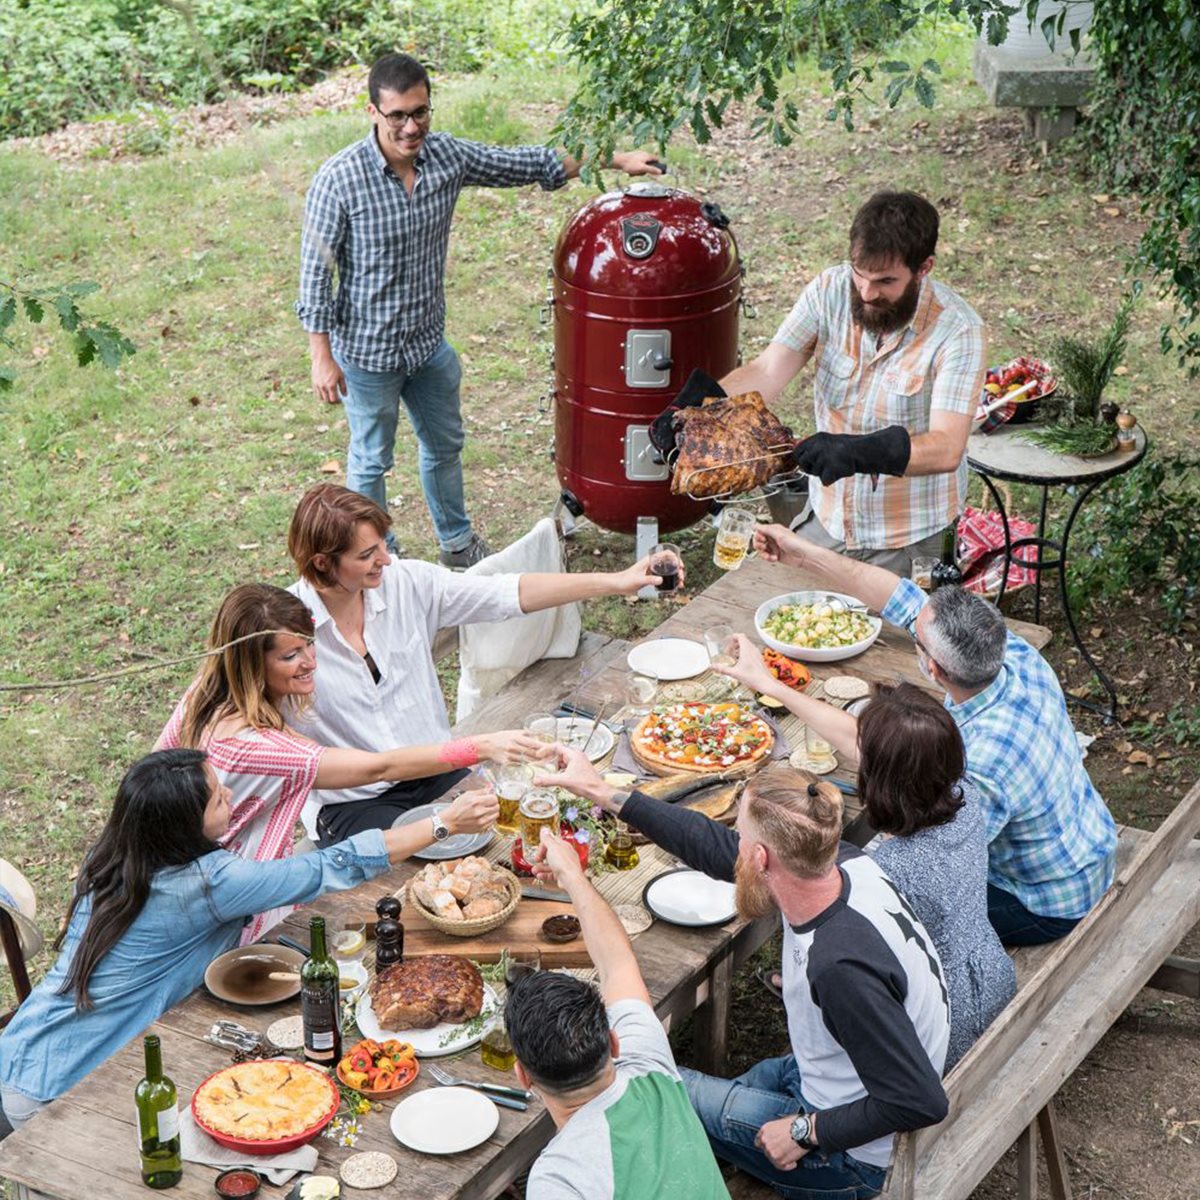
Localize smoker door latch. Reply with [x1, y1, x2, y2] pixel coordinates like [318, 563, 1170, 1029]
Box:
[624, 329, 672, 388]
[624, 426, 670, 482]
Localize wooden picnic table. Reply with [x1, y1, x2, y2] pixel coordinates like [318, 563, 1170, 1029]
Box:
[0, 556, 1048, 1200]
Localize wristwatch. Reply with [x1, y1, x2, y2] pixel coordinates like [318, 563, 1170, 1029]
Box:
[431, 812, 451, 842]
[789, 1113, 818, 1150]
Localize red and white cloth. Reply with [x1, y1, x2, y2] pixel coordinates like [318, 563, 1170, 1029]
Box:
[956, 505, 1038, 597]
[159, 697, 325, 944]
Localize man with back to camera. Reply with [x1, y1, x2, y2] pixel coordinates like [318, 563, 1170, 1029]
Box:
[296, 52, 662, 567]
[506, 827, 731, 1200]
[534, 753, 950, 1199]
[737, 522, 1118, 946]
[657, 191, 985, 576]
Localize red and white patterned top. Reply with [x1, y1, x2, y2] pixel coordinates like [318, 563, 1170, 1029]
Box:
[159, 696, 325, 944]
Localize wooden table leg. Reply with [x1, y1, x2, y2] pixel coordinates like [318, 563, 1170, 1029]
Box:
[1037, 1101, 1073, 1200]
[1016, 1121, 1038, 1200]
[692, 948, 735, 1075]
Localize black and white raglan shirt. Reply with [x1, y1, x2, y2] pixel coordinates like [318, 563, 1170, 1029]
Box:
[622, 791, 950, 1171]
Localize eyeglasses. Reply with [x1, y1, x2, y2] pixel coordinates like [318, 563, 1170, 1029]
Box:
[377, 104, 433, 129]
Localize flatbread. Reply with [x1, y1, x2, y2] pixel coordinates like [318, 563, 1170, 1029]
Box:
[822, 675, 871, 701]
[340, 1152, 398, 1190]
[613, 904, 653, 936]
[630, 702, 774, 776]
[266, 1015, 304, 1051]
[789, 748, 838, 775]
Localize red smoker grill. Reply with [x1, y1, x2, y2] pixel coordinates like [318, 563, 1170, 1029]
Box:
[551, 182, 741, 535]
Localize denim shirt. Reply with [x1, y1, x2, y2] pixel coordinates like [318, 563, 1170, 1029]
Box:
[0, 831, 389, 1102]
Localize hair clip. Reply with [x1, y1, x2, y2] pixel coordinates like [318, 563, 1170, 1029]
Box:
[807, 782, 820, 798]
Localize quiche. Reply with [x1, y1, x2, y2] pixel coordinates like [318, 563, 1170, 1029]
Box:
[193, 1059, 337, 1142]
[630, 702, 773, 776]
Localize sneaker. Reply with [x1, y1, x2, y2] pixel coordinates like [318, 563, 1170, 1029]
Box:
[438, 532, 493, 569]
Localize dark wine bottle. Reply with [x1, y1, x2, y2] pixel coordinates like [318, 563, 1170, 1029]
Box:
[301, 916, 342, 1066]
[136, 1034, 182, 1189]
[930, 520, 963, 590]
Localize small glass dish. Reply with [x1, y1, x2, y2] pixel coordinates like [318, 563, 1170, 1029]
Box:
[214, 1167, 262, 1199]
[541, 915, 581, 943]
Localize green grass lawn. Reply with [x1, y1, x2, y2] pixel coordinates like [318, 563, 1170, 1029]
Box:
[2, 21, 1197, 1001]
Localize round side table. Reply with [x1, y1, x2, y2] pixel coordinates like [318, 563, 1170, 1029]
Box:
[966, 424, 1148, 721]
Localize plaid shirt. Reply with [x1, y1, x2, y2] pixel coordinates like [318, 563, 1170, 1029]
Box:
[883, 578, 1117, 919]
[774, 264, 987, 551]
[296, 130, 568, 373]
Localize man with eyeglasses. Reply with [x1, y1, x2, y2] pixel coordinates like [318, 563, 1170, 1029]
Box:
[297, 53, 662, 568]
[720, 522, 1118, 949]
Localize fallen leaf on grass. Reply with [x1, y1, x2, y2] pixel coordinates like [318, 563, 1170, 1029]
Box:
[1104, 207, 1121, 217]
[319, 460, 341, 474]
[1114, 739, 1133, 754]
[1091, 193, 1110, 203]
[1126, 750, 1156, 767]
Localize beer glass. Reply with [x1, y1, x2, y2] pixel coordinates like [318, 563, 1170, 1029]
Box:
[911, 556, 937, 591]
[494, 762, 534, 834]
[712, 507, 756, 571]
[518, 789, 560, 851]
[804, 724, 836, 772]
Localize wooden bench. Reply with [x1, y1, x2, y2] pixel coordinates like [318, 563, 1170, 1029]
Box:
[725, 780, 1200, 1200]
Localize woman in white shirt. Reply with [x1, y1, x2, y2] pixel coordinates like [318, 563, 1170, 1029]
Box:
[157, 582, 533, 937]
[286, 484, 662, 843]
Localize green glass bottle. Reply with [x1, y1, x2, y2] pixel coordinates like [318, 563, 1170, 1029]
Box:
[135, 1034, 182, 1189]
[930, 519, 963, 590]
[301, 916, 342, 1067]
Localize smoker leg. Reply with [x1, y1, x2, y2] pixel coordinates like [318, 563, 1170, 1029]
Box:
[552, 495, 579, 538]
[635, 516, 660, 600]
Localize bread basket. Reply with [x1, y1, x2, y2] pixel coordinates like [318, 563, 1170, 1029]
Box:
[405, 870, 520, 937]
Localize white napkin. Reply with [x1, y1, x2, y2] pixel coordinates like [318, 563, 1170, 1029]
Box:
[179, 1108, 319, 1184]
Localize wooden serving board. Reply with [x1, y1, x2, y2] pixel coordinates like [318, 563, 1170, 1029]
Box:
[400, 899, 593, 967]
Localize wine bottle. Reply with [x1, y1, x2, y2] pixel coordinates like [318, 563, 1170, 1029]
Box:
[301, 916, 342, 1066]
[930, 519, 963, 590]
[135, 1034, 182, 1189]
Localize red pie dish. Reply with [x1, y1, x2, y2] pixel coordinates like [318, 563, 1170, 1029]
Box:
[191, 1060, 339, 1155]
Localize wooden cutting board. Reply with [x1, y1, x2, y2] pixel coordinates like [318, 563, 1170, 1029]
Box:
[400, 899, 593, 967]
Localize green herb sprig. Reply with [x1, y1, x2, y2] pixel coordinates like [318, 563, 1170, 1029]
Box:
[1021, 422, 1117, 456]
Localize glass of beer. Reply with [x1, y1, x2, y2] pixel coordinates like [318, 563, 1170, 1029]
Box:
[519, 789, 560, 852]
[522, 711, 557, 753]
[494, 762, 534, 834]
[704, 624, 736, 667]
[803, 724, 837, 772]
[649, 543, 682, 594]
[626, 670, 658, 716]
[713, 507, 756, 571]
[911, 556, 937, 591]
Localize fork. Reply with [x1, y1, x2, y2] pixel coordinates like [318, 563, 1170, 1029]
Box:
[427, 1063, 532, 1108]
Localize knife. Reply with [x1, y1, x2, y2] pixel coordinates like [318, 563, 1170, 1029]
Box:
[520, 883, 573, 903]
[273, 935, 311, 958]
[553, 704, 623, 733]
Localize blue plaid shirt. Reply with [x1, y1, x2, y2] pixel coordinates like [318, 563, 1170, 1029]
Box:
[296, 130, 568, 373]
[883, 579, 1117, 919]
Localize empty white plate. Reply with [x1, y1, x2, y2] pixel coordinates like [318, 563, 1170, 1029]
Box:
[627, 638, 710, 681]
[390, 1087, 499, 1154]
[643, 869, 738, 927]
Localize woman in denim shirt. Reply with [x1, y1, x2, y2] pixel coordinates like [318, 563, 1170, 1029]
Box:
[0, 747, 497, 1129]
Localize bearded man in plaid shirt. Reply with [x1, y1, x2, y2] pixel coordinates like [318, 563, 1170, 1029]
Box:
[752, 523, 1118, 946]
[297, 53, 661, 568]
[659, 191, 985, 577]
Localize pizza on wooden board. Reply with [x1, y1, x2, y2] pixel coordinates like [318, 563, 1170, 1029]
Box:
[630, 702, 774, 776]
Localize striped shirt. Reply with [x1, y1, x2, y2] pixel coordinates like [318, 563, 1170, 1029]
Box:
[296, 130, 568, 373]
[882, 578, 1117, 919]
[773, 264, 987, 550]
[159, 699, 325, 943]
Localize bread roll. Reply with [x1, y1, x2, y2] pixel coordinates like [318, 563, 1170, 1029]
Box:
[463, 896, 504, 919]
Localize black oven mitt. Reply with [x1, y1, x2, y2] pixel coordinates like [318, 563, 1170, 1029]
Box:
[792, 426, 912, 486]
[648, 368, 727, 455]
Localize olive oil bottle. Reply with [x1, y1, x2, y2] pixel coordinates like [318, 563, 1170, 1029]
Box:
[301, 916, 342, 1066]
[135, 1034, 182, 1189]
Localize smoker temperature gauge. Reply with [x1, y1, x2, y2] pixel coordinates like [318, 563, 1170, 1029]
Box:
[621, 215, 661, 259]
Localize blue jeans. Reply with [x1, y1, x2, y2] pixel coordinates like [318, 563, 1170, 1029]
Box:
[680, 1058, 887, 1199]
[987, 883, 1082, 946]
[339, 340, 472, 552]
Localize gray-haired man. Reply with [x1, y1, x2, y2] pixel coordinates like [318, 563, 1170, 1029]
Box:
[721, 524, 1117, 946]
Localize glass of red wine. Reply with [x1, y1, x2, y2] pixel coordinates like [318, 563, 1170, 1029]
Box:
[649, 543, 682, 594]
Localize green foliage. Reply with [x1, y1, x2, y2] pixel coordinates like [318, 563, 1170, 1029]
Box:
[1049, 293, 1134, 414]
[0, 279, 136, 390]
[1085, 0, 1200, 377]
[1068, 454, 1200, 629]
[0, 0, 576, 139]
[553, 0, 1022, 169]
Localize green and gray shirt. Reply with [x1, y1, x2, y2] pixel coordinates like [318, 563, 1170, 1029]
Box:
[526, 999, 729, 1200]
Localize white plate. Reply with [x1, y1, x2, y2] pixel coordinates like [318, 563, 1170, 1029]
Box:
[355, 983, 498, 1058]
[755, 591, 882, 663]
[389, 1087, 499, 1155]
[528, 716, 614, 762]
[642, 869, 737, 927]
[391, 802, 494, 861]
[627, 638, 710, 681]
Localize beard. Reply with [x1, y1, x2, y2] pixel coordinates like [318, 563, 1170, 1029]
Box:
[734, 855, 778, 921]
[849, 273, 922, 335]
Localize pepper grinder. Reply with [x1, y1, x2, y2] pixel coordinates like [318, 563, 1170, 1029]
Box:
[375, 917, 404, 968]
[1116, 409, 1138, 452]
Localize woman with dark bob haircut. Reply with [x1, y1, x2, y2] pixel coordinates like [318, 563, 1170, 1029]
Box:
[859, 682, 1015, 1067]
[0, 748, 451, 1131]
